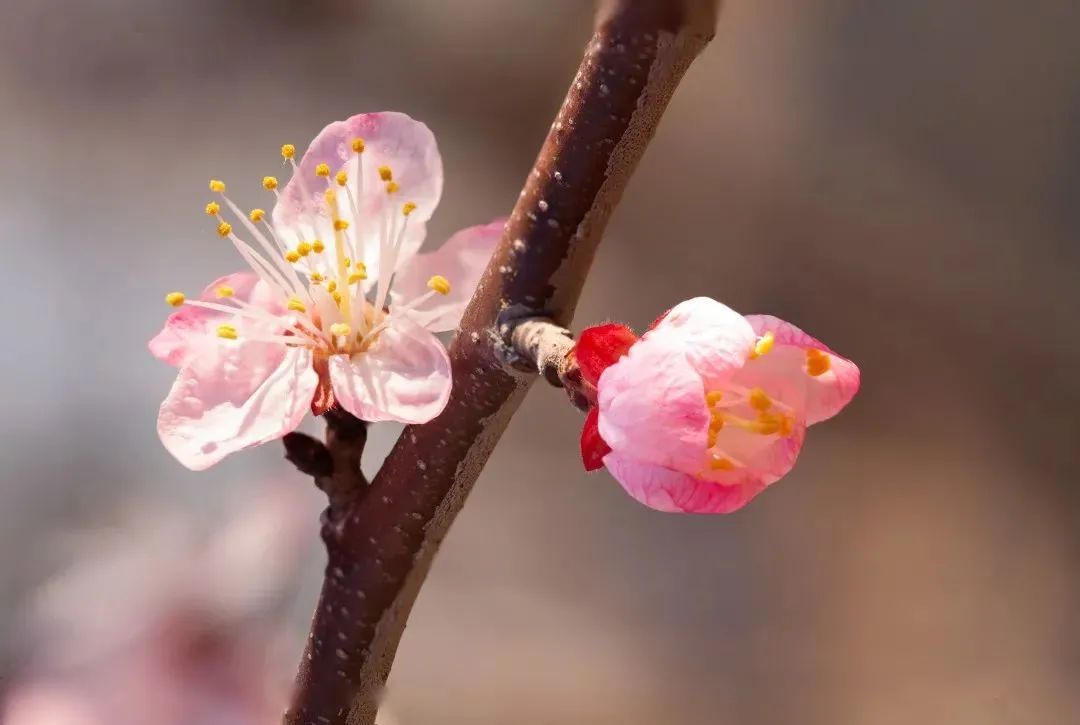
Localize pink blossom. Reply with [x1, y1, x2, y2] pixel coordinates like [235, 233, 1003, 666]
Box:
[575, 297, 860, 513]
[149, 112, 503, 470]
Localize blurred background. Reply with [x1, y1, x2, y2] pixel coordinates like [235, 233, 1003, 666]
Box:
[1, 0, 1078, 723]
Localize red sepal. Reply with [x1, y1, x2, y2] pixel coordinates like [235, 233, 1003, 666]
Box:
[574, 323, 638, 387]
[580, 407, 611, 471]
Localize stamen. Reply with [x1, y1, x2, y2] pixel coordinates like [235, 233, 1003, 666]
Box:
[262, 176, 279, 191]
[315, 163, 331, 178]
[750, 331, 775, 359]
[327, 280, 337, 293]
[806, 349, 831, 376]
[333, 219, 349, 231]
[347, 271, 366, 285]
[216, 324, 238, 340]
[280, 144, 296, 161]
[205, 201, 221, 216]
[335, 170, 348, 186]
[708, 454, 735, 471]
[249, 208, 266, 222]
[378, 166, 393, 182]
[748, 388, 772, 411]
[330, 323, 351, 337]
[351, 138, 365, 153]
[427, 275, 451, 295]
[216, 221, 232, 237]
[216, 285, 235, 298]
[287, 297, 306, 313]
[311, 239, 325, 254]
[285, 250, 301, 264]
[385, 181, 400, 194]
[296, 241, 313, 257]
[209, 180, 226, 193]
[705, 390, 724, 407]
[165, 292, 186, 307]
[309, 272, 325, 284]
[403, 201, 417, 216]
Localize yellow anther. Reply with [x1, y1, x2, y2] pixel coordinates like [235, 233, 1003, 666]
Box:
[335, 170, 348, 186]
[351, 137, 365, 153]
[385, 181, 400, 194]
[402, 201, 417, 216]
[348, 271, 367, 285]
[281, 144, 296, 160]
[752, 413, 782, 436]
[342, 257, 351, 267]
[778, 414, 795, 438]
[377, 165, 393, 182]
[286, 297, 307, 313]
[354, 260, 367, 273]
[752, 331, 776, 358]
[262, 176, 279, 191]
[330, 322, 351, 337]
[309, 272, 325, 283]
[204, 201, 221, 216]
[315, 162, 331, 178]
[284, 250, 301, 264]
[249, 208, 266, 222]
[333, 219, 349, 231]
[311, 239, 325, 254]
[215, 285, 235, 298]
[331, 290, 343, 305]
[165, 292, 186, 307]
[209, 179, 226, 193]
[705, 390, 724, 407]
[216, 221, 232, 237]
[749, 388, 772, 412]
[806, 348, 831, 377]
[296, 241, 313, 257]
[326, 280, 337, 293]
[216, 324, 238, 340]
[709, 455, 735, 471]
[324, 188, 337, 204]
[427, 275, 451, 295]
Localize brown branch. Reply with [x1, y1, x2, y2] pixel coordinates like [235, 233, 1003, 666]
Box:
[284, 2, 720, 723]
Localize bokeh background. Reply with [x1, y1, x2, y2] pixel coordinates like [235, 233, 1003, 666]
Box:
[1, 0, 1078, 723]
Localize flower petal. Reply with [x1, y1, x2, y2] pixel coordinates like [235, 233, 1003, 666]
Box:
[742, 314, 861, 425]
[649, 297, 755, 387]
[329, 316, 451, 424]
[273, 112, 443, 282]
[580, 407, 611, 471]
[574, 323, 639, 388]
[391, 218, 504, 332]
[157, 342, 316, 470]
[148, 273, 279, 367]
[603, 452, 768, 514]
[597, 334, 709, 472]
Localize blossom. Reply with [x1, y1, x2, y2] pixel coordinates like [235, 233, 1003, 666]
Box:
[149, 112, 503, 470]
[1, 484, 312, 725]
[575, 297, 860, 513]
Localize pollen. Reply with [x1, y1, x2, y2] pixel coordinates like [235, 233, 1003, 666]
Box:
[216, 324, 238, 340]
[215, 285, 235, 298]
[331, 290, 343, 305]
[354, 261, 367, 273]
[204, 201, 221, 216]
[385, 181, 400, 194]
[351, 137, 365, 153]
[216, 221, 233, 237]
[311, 239, 325, 254]
[709, 455, 735, 471]
[309, 272, 325, 283]
[348, 271, 367, 284]
[750, 331, 775, 359]
[209, 179, 226, 193]
[262, 176, 279, 191]
[806, 348, 831, 377]
[753, 413, 782, 436]
[402, 201, 417, 216]
[296, 241, 313, 257]
[335, 170, 348, 186]
[326, 280, 337, 293]
[284, 250, 301, 263]
[315, 163, 331, 178]
[249, 208, 266, 222]
[281, 144, 296, 160]
[378, 165, 393, 182]
[330, 322, 351, 337]
[705, 390, 724, 407]
[749, 388, 772, 411]
[165, 292, 186, 307]
[333, 219, 349, 231]
[427, 275, 451, 295]
[286, 297, 306, 313]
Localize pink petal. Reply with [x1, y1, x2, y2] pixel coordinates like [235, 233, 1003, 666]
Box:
[390, 218, 504, 332]
[148, 273, 279, 367]
[574, 322, 639, 388]
[603, 452, 768, 514]
[157, 342, 317, 470]
[328, 316, 451, 424]
[273, 112, 443, 280]
[649, 297, 755, 388]
[596, 333, 710, 472]
[742, 314, 861, 425]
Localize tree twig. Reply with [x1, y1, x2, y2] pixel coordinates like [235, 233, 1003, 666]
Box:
[284, 2, 720, 722]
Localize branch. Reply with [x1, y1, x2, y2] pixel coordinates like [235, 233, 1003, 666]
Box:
[284, 2, 719, 722]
